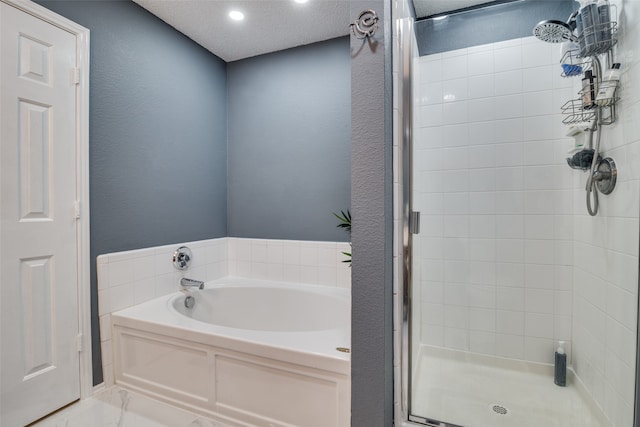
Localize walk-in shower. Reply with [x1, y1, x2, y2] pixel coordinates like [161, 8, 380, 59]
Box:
[395, 0, 640, 426]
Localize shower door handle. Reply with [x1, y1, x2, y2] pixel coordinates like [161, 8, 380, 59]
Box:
[409, 211, 420, 234]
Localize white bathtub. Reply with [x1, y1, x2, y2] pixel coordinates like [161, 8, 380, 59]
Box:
[111, 278, 351, 427]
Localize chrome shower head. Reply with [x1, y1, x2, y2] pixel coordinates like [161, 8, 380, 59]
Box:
[533, 19, 577, 43]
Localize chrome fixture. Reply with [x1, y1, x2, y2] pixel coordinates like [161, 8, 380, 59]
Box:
[184, 295, 195, 309]
[581, 58, 617, 216]
[532, 11, 579, 43]
[409, 211, 421, 235]
[533, 19, 578, 43]
[350, 9, 378, 39]
[533, 20, 577, 43]
[172, 246, 192, 270]
[593, 157, 617, 195]
[180, 277, 204, 290]
[533, 8, 619, 216]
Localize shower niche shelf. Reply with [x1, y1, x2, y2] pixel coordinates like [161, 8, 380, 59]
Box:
[557, 7, 619, 126]
[561, 81, 618, 126]
[560, 48, 591, 78]
[561, 99, 596, 125]
[576, 20, 618, 58]
[560, 56, 619, 126]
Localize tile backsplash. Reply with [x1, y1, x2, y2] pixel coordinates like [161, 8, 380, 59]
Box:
[227, 238, 351, 287]
[97, 237, 351, 386]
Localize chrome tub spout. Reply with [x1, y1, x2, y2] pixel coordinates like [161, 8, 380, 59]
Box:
[180, 277, 204, 290]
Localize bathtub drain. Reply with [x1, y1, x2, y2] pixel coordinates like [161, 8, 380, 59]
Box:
[490, 404, 508, 415]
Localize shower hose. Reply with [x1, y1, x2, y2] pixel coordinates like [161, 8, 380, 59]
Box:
[585, 55, 605, 217]
[585, 107, 602, 216]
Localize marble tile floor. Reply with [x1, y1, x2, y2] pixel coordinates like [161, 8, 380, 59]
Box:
[32, 386, 231, 427]
[411, 346, 611, 427]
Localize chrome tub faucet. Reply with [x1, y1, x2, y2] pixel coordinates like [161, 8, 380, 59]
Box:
[180, 277, 204, 290]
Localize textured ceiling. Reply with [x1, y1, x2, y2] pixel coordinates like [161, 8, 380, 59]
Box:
[133, 0, 350, 62]
[412, 0, 502, 18]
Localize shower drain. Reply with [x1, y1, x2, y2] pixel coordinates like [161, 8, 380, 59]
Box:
[490, 404, 509, 416]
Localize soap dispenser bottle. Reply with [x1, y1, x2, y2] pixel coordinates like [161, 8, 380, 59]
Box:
[554, 341, 567, 387]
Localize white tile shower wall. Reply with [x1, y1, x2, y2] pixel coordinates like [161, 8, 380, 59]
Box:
[570, 2, 640, 424]
[413, 36, 577, 365]
[97, 237, 350, 387]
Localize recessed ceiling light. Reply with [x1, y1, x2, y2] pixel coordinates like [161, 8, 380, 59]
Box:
[294, 0, 309, 3]
[229, 10, 245, 21]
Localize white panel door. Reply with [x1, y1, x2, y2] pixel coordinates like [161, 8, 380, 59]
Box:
[0, 3, 80, 425]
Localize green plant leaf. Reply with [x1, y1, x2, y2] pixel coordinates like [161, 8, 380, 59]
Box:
[334, 210, 352, 266]
[333, 209, 351, 234]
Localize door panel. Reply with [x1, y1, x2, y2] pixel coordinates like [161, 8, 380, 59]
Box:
[1, 3, 80, 425]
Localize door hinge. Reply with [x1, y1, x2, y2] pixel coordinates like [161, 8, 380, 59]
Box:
[76, 334, 83, 352]
[72, 68, 80, 85]
[74, 200, 81, 219]
[409, 211, 421, 235]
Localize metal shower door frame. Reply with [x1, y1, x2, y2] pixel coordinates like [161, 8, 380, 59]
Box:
[396, 15, 414, 425]
[396, 15, 461, 427]
[395, 12, 640, 427]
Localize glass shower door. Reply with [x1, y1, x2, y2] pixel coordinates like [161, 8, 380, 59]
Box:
[405, 1, 639, 426]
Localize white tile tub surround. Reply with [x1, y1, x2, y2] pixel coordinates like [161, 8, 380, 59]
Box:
[97, 237, 351, 387]
[226, 238, 351, 288]
[97, 238, 229, 386]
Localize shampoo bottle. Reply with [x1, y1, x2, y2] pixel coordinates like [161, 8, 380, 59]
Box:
[575, 10, 586, 56]
[582, 70, 596, 109]
[580, 0, 599, 53]
[554, 341, 567, 387]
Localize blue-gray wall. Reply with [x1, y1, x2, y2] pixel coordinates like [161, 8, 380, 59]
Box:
[415, 0, 577, 55]
[227, 38, 351, 242]
[36, 0, 228, 385]
[34, 0, 353, 386]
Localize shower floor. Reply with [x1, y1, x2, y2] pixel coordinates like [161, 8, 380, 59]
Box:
[411, 346, 611, 427]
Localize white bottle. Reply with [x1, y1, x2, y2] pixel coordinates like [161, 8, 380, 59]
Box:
[595, 63, 621, 106]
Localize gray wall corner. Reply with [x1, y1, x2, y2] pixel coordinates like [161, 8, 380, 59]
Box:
[227, 37, 351, 242]
[350, 1, 394, 426]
